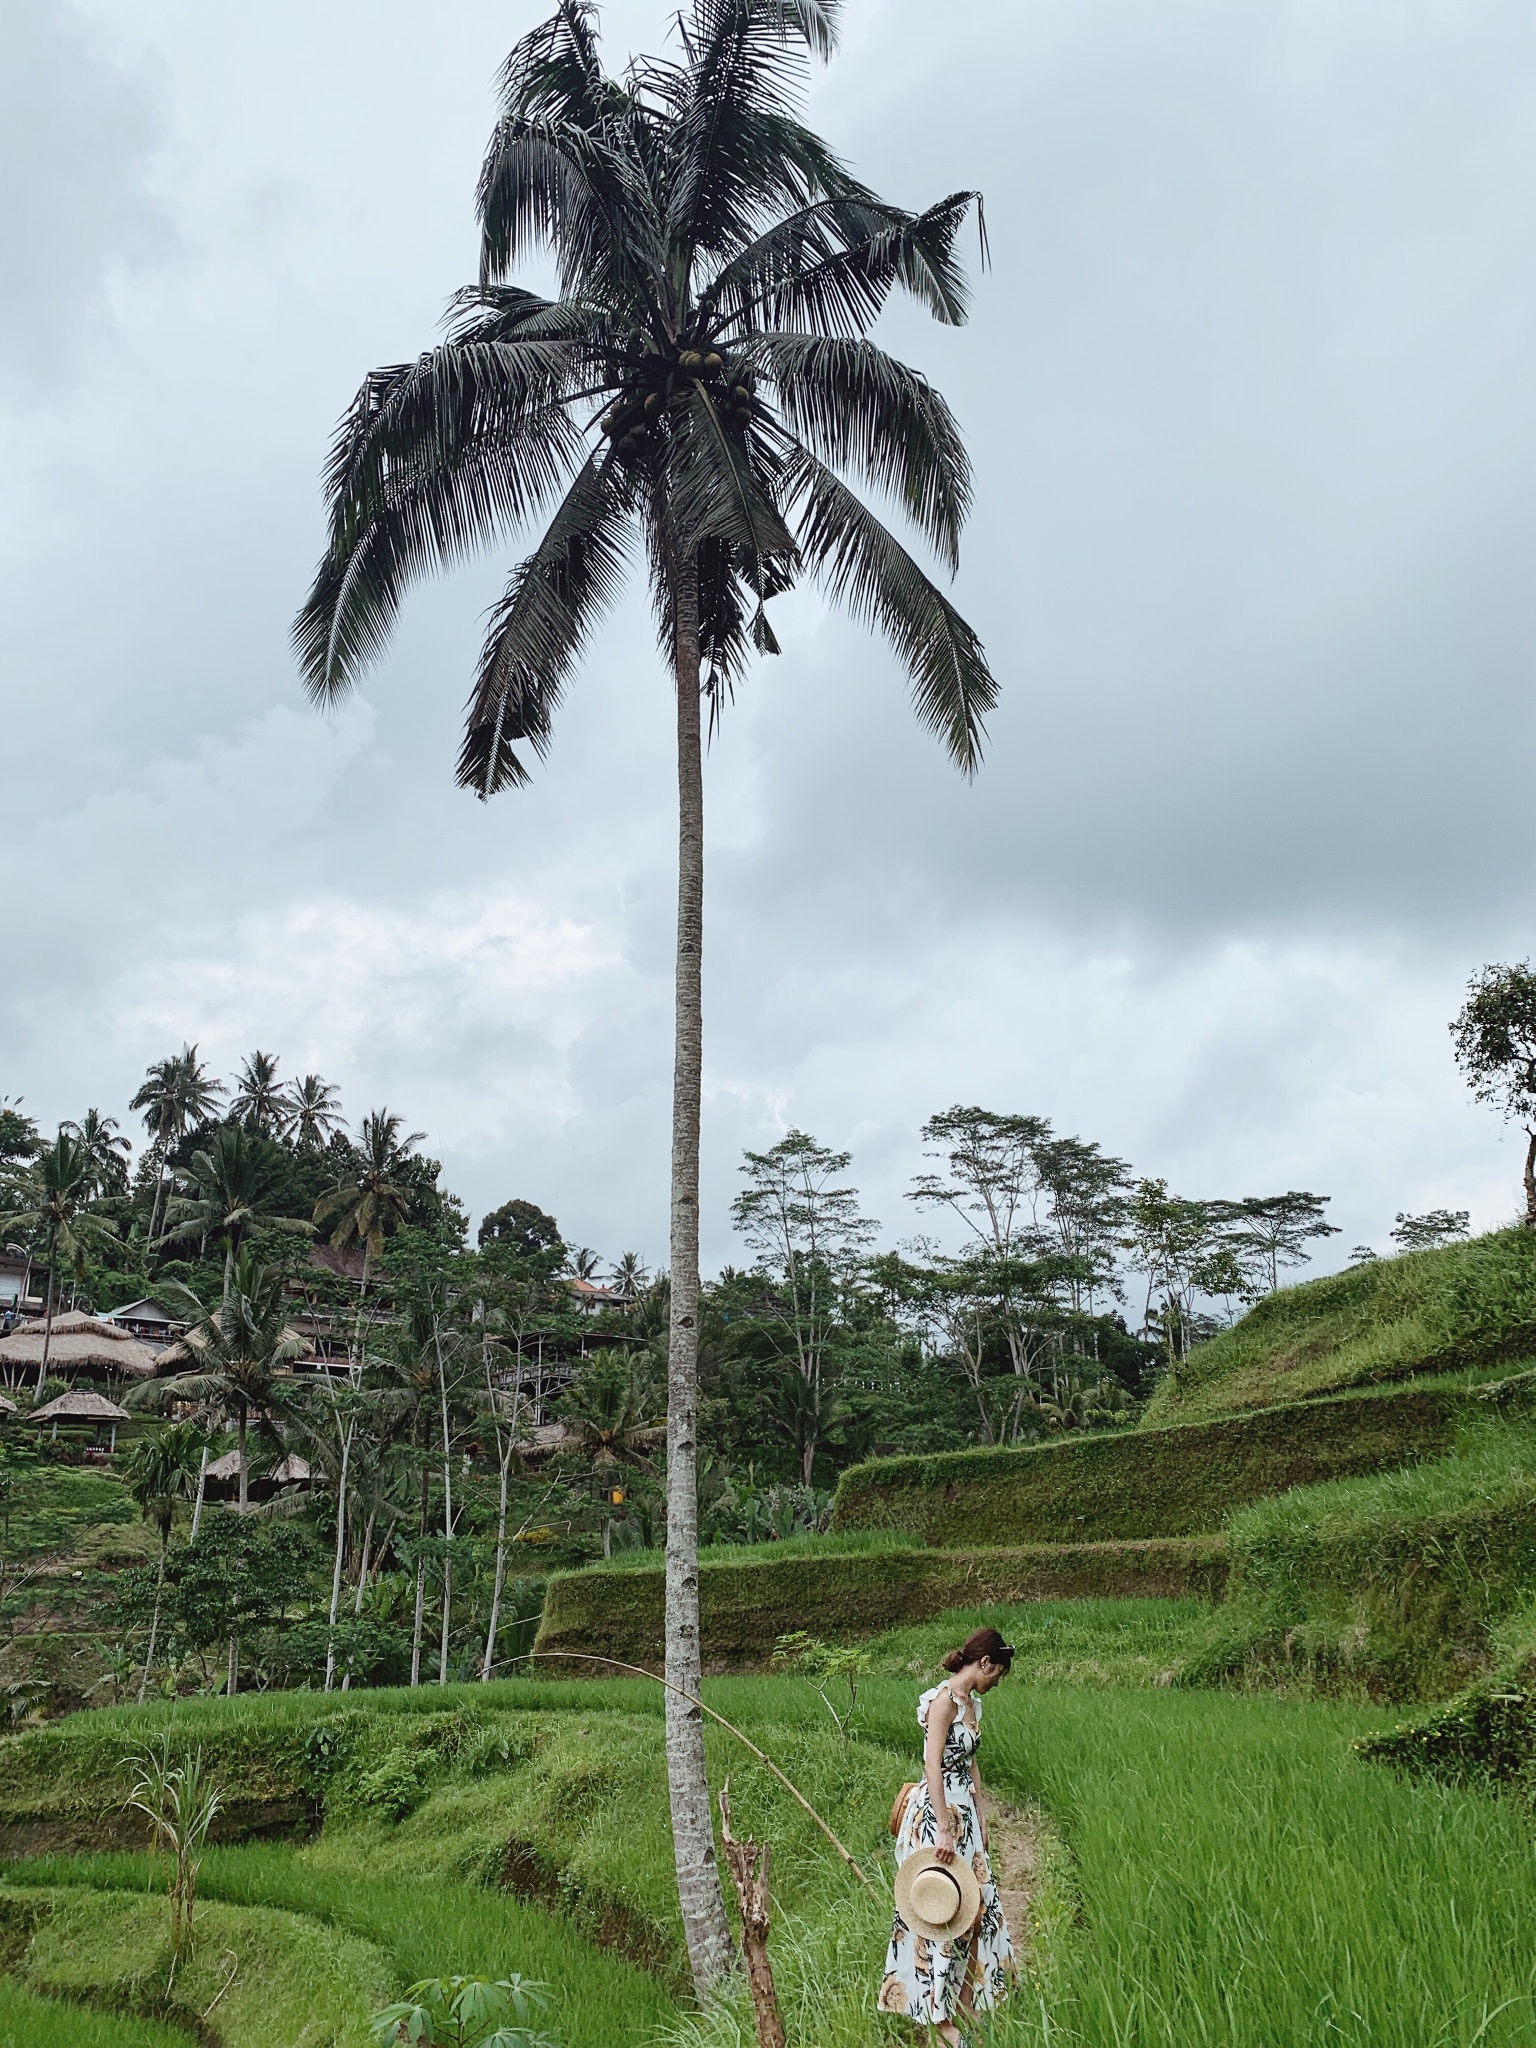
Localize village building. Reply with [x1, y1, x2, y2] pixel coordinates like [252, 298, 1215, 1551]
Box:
[0, 1312, 161, 1394]
[26, 1387, 132, 1452]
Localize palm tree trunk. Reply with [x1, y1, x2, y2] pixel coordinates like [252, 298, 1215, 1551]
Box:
[323, 1415, 356, 1693]
[190, 1447, 208, 1540]
[228, 1401, 248, 1696]
[341, 1498, 378, 1692]
[481, 1391, 519, 1683]
[147, 1144, 168, 1249]
[663, 552, 734, 1997]
[410, 1453, 428, 1688]
[37, 1239, 58, 1392]
[138, 1534, 168, 1705]
[1525, 1127, 1536, 1232]
[435, 1315, 454, 1686]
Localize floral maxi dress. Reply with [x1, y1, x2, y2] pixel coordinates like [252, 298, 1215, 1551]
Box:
[880, 1682, 1014, 2025]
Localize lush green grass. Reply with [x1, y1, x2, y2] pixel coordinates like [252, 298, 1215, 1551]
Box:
[1148, 1228, 1536, 1423]
[1187, 1417, 1536, 1699]
[0, 1974, 189, 2047]
[832, 1374, 1513, 1547]
[6, 1849, 675, 2048]
[15, 1658, 1536, 2047]
[676, 1679, 1536, 2048]
[857, 1596, 1213, 1688]
[2, 1884, 392, 2047]
[0, 1461, 137, 1562]
[584, 1527, 920, 1573]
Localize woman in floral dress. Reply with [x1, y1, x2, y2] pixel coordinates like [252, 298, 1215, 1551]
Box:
[880, 1627, 1015, 2040]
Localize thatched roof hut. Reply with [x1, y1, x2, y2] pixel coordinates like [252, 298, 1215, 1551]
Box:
[204, 1447, 312, 1502]
[27, 1387, 131, 1448]
[0, 1313, 160, 1383]
[0, 1391, 17, 1417]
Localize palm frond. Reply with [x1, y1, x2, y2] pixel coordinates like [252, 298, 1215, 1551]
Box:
[758, 333, 970, 567]
[712, 190, 978, 337]
[659, 0, 852, 262]
[784, 449, 996, 774]
[666, 385, 796, 564]
[295, 360, 588, 699]
[456, 453, 635, 797]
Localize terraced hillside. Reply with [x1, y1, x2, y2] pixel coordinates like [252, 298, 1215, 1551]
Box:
[5, 1644, 1536, 2046]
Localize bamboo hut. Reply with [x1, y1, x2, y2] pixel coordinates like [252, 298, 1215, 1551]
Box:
[26, 1387, 131, 1451]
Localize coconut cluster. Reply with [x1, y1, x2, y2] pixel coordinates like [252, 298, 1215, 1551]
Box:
[600, 338, 757, 461]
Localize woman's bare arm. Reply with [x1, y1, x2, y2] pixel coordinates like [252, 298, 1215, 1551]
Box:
[925, 1688, 958, 1862]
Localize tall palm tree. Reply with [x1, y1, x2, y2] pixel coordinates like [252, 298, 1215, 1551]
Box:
[130, 1047, 226, 1246]
[231, 1052, 288, 1136]
[63, 1110, 132, 1199]
[610, 1251, 650, 1301]
[313, 1111, 424, 1297]
[293, 0, 992, 1988]
[283, 1074, 344, 1150]
[556, 1346, 665, 1466]
[136, 1251, 309, 1693]
[158, 1126, 312, 1305]
[122, 1420, 206, 1702]
[0, 1132, 120, 1386]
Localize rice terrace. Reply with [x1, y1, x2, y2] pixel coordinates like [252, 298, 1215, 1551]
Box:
[6, 0, 1536, 2046]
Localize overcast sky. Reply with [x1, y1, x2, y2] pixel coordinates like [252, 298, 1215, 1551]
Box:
[4, 0, 1534, 1276]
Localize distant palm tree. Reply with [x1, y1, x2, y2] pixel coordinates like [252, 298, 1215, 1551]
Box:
[556, 1347, 665, 1467]
[293, 0, 992, 1987]
[231, 1052, 287, 1137]
[130, 1047, 226, 1245]
[63, 1110, 132, 1199]
[610, 1251, 650, 1301]
[314, 1111, 424, 1297]
[158, 1126, 312, 1304]
[138, 1250, 308, 1693]
[563, 1245, 602, 1283]
[122, 1420, 206, 1702]
[283, 1074, 343, 1150]
[0, 1131, 120, 1385]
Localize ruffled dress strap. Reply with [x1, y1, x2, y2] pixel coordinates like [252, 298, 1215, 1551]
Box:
[917, 1680, 955, 1727]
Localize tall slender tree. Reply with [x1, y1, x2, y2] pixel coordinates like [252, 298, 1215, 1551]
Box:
[0, 1132, 120, 1385]
[63, 1110, 132, 1200]
[129, 1047, 226, 1246]
[283, 1075, 344, 1150]
[294, 0, 992, 1989]
[231, 1051, 288, 1136]
[158, 1126, 312, 1305]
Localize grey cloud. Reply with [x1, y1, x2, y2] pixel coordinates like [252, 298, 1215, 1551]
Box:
[2, 0, 1534, 1284]
[0, 0, 171, 382]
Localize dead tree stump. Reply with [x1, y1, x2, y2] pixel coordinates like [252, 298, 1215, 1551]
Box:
[719, 1779, 787, 2048]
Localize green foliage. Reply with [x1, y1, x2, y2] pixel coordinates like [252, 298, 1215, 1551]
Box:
[369, 1973, 554, 2048]
[0, 1974, 186, 2048]
[536, 1536, 1227, 1670]
[2, 1882, 393, 2046]
[122, 1737, 223, 1959]
[1147, 1227, 1536, 1422]
[1183, 1417, 1536, 1700]
[833, 1377, 1484, 1546]
[855, 1596, 1214, 1688]
[477, 1201, 561, 1256]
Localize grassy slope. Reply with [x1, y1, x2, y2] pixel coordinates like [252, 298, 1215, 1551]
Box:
[856, 1596, 1213, 1688]
[10, 1650, 1536, 2047]
[1187, 1417, 1536, 1700]
[1148, 1227, 1536, 1423]
[2, 1886, 392, 2048]
[0, 1975, 188, 2048]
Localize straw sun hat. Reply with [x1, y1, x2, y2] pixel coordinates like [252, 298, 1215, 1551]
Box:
[894, 1845, 983, 1941]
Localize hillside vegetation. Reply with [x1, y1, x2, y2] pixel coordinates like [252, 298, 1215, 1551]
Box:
[1147, 1227, 1536, 1423]
[828, 1378, 1490, 1548]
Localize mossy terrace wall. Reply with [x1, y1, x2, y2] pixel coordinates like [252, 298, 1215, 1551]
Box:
[533, 1538, 1228, 1670]
[829, 1381, 1490, 1548]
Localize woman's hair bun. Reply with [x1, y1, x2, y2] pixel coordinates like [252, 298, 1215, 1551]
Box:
[942, 1627, 1014, 1676]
